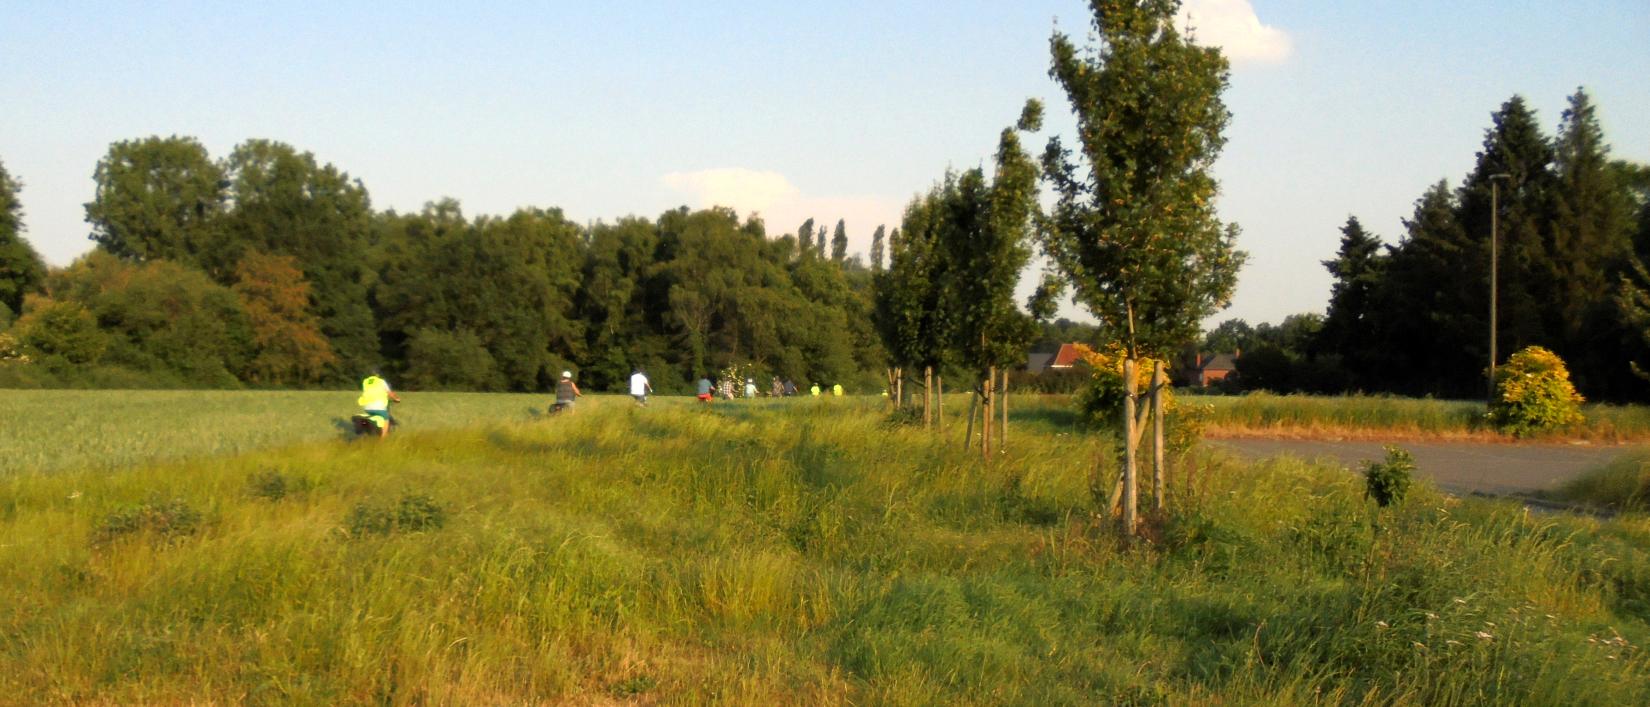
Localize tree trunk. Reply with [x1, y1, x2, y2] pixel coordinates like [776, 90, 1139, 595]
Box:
[1152, 361, 1167, 512]
[998, 368, 1008, 455]
[1122, 358, 1139, 536]
[896, 367, 904, 408]
[983, 368, 994, 460]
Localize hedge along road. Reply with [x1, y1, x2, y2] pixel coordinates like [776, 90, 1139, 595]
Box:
[1210, 438, 1634, 496]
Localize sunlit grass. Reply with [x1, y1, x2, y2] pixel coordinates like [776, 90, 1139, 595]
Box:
[1185, 392, 1650, 442]
[1, 395, 1648, 703]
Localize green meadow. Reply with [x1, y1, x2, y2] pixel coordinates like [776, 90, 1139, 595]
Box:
[2, 393, 1649, 703]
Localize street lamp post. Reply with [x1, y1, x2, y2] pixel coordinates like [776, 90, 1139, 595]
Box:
[1488, 173, 1511, 402]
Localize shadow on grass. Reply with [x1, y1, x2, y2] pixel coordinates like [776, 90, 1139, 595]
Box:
[1009, 405, 1084, 434]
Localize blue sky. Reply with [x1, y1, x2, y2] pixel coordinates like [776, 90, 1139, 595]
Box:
[3, 1, 1647, 327]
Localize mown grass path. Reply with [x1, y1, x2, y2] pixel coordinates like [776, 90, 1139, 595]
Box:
[1212, 438, 1631, 495]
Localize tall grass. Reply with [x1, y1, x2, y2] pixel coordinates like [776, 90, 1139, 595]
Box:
[1186, 392, 1650, 442]
[1551, 449, 1650, 512]
[1, 396, 1647, 703]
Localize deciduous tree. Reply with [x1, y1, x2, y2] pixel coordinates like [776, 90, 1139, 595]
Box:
[0, 159, 46, 320]
[1039, 0, 1245, 530]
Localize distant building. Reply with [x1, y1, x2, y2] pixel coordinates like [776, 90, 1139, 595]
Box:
[1190, 352, 1239, 387]
[1025, 343, 1089, 374]
[1025, 352, 1055, 374]
[1049, 343, 1085, 369]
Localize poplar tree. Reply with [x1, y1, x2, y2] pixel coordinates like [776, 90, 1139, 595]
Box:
[869, 225, 886, 272]
[831, 219, 848, 262]
[1039, 0, 1245, 529]
[797, 218, 816, 259]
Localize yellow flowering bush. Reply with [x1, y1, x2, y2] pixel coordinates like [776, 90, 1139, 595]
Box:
[0, 331, 30, 365]
[1487, 346, 1584, 437]
[1071, 343, 1208, 454]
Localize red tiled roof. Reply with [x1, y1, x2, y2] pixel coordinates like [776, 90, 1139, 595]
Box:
[1051, 343, 1084, 367]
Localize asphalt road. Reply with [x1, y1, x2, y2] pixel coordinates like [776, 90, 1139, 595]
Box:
[1210, 438, 1636, 495]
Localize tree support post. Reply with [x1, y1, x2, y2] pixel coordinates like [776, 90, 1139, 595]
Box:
[1122, 358, 1139, 536]
[999, 368, 1008, 455]
[924, 366, 933, 428]
[1152, 361, 1166, 512]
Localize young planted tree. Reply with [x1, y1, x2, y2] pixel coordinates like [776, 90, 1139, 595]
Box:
[939, 101, 1044, 459]
[1040, 0, 1246, 532]
[875, 191, 954, 424]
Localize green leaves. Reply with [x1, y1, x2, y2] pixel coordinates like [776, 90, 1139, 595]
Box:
[1040, 0, 1245, 358]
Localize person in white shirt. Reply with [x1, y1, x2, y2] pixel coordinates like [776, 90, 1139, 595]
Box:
[629, 368, 653, 406]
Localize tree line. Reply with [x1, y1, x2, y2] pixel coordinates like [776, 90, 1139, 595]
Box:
[0, 139, 891, 393]
[1202, 88, 1650, 401]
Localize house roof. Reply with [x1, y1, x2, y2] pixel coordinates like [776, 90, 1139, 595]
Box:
[1050, 343, 1085, 368]
[1201, 353, 1238, 371]
[1026, 352, 1055, 372]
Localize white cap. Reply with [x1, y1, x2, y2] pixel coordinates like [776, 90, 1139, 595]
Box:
[562, 370, 572, 378]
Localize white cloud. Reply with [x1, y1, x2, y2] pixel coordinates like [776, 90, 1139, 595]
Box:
[660, 168, 800, 216]
[1178, 0, 1293, 65]
[661, 168, 905, 256]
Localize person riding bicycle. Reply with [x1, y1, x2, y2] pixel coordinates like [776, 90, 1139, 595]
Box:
[554, 370, 582, 413]
[358, 371, 402, 438]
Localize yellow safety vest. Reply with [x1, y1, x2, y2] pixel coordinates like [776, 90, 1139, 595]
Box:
[359, 376, 390, 409]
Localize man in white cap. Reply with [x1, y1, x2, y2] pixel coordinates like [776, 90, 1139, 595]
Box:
[554, 370, 582, 413]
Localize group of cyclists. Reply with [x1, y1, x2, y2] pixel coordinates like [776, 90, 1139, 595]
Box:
[356, 368, 847, 438]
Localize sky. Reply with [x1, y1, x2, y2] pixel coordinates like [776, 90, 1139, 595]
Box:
[2, 0, 1647, 328]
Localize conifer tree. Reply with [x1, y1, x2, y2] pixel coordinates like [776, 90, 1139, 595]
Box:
[1549, 89, 1636, 393]
[1318, 216, 1386, 388]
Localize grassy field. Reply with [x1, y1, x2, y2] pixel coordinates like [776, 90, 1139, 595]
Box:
[0, 388, 561, 475]
[3, 393, 1649, 703]
[1186, 392, 1650, 442]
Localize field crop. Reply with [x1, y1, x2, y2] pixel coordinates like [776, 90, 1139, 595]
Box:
[0, 388, 566, 475]
[2, 394, 1648, 703]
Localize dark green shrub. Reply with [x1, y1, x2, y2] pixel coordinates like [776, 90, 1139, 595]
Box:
[93, 498, 203, 546]
[881, 405, 924, 428]
[395, 494, 446, 531]
[248, 470, 289, 501]
[346, 493, 447, 536]
[1363, 446, 1415, 508]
